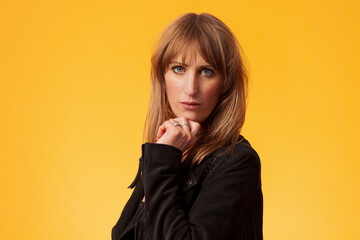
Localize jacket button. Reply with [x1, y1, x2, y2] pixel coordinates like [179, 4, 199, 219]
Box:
[186, 179, 193, 185]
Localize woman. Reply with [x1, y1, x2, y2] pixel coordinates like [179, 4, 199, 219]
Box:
[112, 13, 263, 240]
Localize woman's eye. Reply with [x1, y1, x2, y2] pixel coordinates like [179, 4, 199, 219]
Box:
[172, 66, 184, 73]
[202, 68, 214, 77]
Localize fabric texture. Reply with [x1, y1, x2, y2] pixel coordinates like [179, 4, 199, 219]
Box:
[112, 135, 263, 240]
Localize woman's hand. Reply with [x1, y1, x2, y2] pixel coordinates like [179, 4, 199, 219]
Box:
[156, 117, 201, 152]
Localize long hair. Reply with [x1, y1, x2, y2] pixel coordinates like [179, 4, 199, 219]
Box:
[145, 13, 248, 165]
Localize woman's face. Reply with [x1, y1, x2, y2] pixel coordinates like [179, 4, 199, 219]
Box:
[164, 41, 223, 123]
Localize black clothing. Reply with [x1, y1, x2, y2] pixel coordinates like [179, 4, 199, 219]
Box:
[112, 135, 263, 240]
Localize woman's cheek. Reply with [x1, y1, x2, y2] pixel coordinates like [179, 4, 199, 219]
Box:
[205, 81, 222, 100]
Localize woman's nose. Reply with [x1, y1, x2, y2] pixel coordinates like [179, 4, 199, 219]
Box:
[184, 71, 198, 96]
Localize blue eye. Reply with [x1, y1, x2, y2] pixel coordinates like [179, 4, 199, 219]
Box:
[202, 68, 214, 77]
[172, 66, 184, 73]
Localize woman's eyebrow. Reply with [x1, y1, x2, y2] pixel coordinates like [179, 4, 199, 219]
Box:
[169, 61, 213, 68]
[169, 61, 187, 66]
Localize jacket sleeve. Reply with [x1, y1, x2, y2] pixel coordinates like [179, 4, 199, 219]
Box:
[142, 142, 261, 240]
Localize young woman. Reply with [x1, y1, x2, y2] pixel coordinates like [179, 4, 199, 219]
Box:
[112, 12, 263, 240]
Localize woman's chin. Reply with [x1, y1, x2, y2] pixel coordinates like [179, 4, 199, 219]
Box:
[174, 113, 206, 124]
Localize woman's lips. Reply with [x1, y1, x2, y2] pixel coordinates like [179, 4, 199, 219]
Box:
[180, 101, 201, 110]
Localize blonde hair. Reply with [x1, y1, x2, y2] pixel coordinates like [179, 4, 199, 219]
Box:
[145, 13, 248, 165]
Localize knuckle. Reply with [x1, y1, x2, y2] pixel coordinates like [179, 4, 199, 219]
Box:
[181, 131, 187, 138]
[175, 129, 182, 137]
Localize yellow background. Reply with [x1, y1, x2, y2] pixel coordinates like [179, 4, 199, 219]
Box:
[1, 0, 359, 239]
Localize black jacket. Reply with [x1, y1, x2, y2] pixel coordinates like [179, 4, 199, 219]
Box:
[112, 135, 263, 240]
